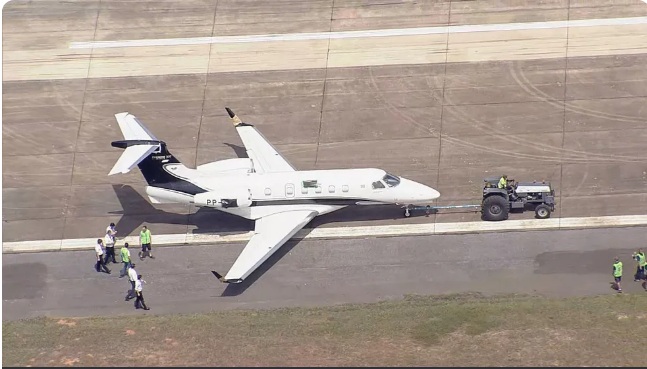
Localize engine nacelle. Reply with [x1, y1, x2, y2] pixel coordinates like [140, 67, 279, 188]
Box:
[193, 189, 252, 208]
[196, 158, 254, 175]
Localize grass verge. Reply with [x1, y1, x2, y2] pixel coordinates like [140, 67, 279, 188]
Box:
[4, 292, 647, 366]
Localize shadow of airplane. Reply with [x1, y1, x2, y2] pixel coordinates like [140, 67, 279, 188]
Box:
[110, 184, 419, 296]
[223, 142, 248, 158]
[109, 184, 254, 240]
[220, 230, 313, 296]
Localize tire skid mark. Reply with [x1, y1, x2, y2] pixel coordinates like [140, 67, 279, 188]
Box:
[511, 64, 645, 124]
[440, 94, 642, 163]
[441, 63, 644, 162]
[367, 66, 641, 164]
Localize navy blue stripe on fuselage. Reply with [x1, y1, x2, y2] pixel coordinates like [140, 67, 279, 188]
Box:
[152, 181, 207, 196]
[250, 198, 386, 206]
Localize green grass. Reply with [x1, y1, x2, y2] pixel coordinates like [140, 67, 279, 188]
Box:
[4, 292, 647, 366]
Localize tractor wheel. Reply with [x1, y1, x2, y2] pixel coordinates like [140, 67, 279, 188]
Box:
[535, 204, 551, 219]
[481, 195, 509, 221]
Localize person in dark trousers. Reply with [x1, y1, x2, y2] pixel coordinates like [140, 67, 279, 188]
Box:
[612, 256, 623, 293]
[632, 249, 646, 282]
[139, 225, 154, 260]
[119, 243, 131, 278]
[125, 263, 138, 301]
[134, 274, 149, 310]
[94, 239, 111, 274]
[104, 222, 118, 264]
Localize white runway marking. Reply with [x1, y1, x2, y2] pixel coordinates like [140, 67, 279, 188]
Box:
[4, 214, 647, 254]
[69, 16, 647, 49]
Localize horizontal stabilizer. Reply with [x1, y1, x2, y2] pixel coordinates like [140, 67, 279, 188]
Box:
[108, 144, 158, 175]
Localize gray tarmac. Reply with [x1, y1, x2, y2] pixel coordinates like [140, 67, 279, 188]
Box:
[3, 1, 647, 242]
[3, 226, 647, 321]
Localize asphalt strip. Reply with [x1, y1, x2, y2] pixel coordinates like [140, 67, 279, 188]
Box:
[3, 214, 647, 254]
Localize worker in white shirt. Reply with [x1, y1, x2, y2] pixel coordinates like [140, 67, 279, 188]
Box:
[104, 222, 118, 264]
[134, 274, 150, 310]
[94, 239, 111, 274]
[125, 263, 138, 301]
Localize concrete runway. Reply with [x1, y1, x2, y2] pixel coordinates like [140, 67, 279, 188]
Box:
[3, 0, 647, 243]
[3, 0, 647, 319]
[3, 226, 647, 321]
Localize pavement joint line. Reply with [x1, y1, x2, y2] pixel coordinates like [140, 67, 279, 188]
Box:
[68, 16, 647, 49]
[3, 214, 647, 254]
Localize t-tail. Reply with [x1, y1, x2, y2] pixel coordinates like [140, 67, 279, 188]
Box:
[108, 112, 206, 203]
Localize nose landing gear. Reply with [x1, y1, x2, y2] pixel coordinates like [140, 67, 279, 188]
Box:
[404, 205, 432, 217]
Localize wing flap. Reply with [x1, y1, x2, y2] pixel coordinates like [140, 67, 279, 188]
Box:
[235, 125, 296, 174]
[222, 209, 317, 282]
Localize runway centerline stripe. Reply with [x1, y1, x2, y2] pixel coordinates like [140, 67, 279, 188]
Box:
[69, 16, 647, 49]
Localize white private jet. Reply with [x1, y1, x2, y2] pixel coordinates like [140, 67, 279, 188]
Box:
[108, 108, 441, 283]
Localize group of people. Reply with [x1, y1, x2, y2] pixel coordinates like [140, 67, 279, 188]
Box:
[612, 249, 647, 293]
[94, 223, 154, 310]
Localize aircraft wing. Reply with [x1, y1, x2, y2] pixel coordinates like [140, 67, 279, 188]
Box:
[225, 107, 296, 174]
[213, 209, 318, 283]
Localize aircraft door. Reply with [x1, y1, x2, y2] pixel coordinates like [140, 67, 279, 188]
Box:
[285, 183, 295, 198]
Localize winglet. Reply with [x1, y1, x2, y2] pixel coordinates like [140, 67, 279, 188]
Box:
[225, 107, 243, 126]
[211, 271, 242, 284]
[211, 271, 225, 282]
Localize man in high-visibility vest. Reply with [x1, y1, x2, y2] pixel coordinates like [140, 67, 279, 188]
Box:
[139, 225, 154, 259]
[612, 256, 623, 293]
[119, 242, 131, 278]
[497, 174, 518, 200]
[632, 248, 645, 282]
[498, 175, 508, 189]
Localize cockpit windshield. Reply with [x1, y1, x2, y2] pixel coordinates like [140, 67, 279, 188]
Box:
[383, 173, 401, 187]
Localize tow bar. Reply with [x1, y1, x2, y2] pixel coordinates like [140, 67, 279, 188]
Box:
[404, 204, 481, 217]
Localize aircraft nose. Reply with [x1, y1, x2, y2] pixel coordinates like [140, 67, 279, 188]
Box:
[400, 178, 441, 204]
[427, 187, 441, 200]
[418, 185, 440, 202]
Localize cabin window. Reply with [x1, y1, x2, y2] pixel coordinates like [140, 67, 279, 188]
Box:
[286, 186, 294, 196]
[264, 188, 272, 196]
[302, 180, 318, 188]
[315, 186, 322, 194]
[372, 181, 385, 189]
[342, 185, 349, 192]
[328, 185, 335, 193]
[301, 187, 309, 194]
